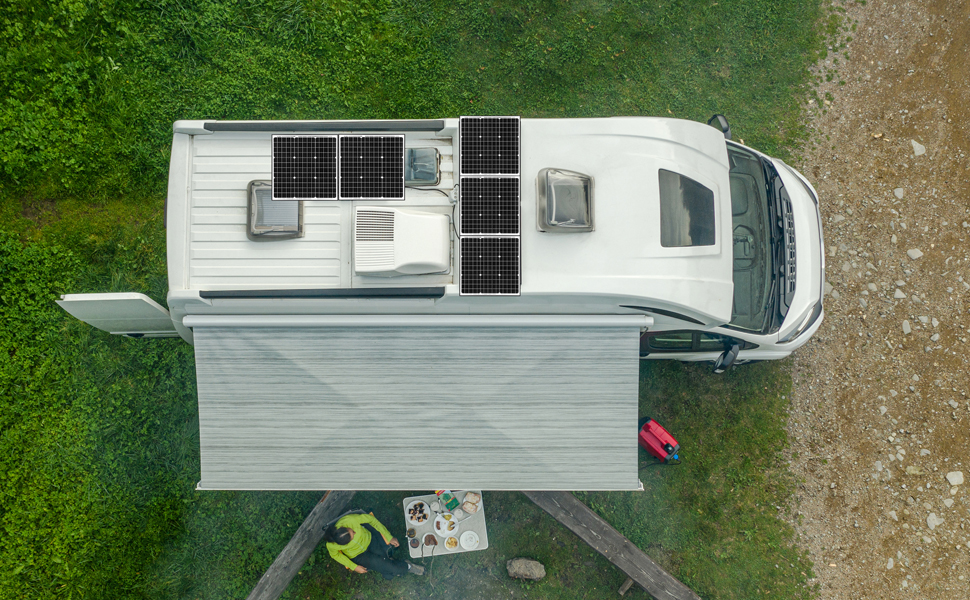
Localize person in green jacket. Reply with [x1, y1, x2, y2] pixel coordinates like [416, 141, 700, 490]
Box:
[324, 512, 424, 579]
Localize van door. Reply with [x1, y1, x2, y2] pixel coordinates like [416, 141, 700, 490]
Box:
[56, 293, 178, 337]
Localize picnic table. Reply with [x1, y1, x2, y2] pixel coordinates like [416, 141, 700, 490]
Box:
[402, 491, 489, 559]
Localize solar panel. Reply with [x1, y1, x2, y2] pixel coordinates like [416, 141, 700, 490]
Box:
[272, 136, 337, 200]
[460, 237, 520, 295]
[459, 117, 520, 175]
[339, 135, 405, 200]
[459, 177, 519, 235]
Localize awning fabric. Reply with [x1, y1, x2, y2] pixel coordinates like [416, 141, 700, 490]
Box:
[192, 322, 640, 490]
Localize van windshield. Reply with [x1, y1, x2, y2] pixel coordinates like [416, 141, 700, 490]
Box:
[726, 145, 774, 332]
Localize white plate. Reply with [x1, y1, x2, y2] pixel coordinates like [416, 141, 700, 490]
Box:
[406, 500, 431, 526]
[443, 536, 460, 551]
[459, 530, 480, 550]
[433, 513, 460, 536]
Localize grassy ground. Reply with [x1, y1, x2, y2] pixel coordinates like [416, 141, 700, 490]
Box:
[1, 1, 823, 598]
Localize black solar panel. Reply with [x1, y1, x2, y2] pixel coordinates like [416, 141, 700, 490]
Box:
[339, 135, 405, 200]
[272, 136, 338, 200]
[459, 177, 519, 235]
[460, 117, 519, 175]
[460, 237, 520, 295]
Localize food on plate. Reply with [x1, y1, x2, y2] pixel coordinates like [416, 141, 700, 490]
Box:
[408, 501, 429, 524]
[445, 536, 459, 550]
[423, 534, 437, 546]
[435, 521, 441, 531]
[463, 492, 481, 504]
[461, 501, 479, 514]
[409, 538, 420, 548]
[406, 528, 416, 538]
[447, 521, 456, 532]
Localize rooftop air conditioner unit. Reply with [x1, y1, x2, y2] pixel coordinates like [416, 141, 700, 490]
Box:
[354, 207, 450, 276]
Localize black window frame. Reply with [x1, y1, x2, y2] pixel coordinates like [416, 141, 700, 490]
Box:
[639, 330, 758, 356]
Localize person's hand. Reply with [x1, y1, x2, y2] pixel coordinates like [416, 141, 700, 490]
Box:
[389, 537, 400, 547]
[354, 565, 367, 574]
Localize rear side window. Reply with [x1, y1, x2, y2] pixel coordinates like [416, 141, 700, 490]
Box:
[658, 169, 716, 247]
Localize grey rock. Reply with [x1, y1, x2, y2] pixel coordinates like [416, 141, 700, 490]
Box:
[888, 510, 898, 521]
[912, 140, 926, 156]
[507, 558, 546, 580]
[833, 215, 845, 223]
[891, 233, 898, 244]
[896, 280, 906, 286]
[926, 513, 944, 530]
[911, 295, 921, 303]
[887, 557, 894, 569]
[930, 333, 940, 342]
[868, 283, 878, 292]
[894, 289, 906, 299]
[913, 374, 920, 381]
[902, 320, 912, 335]
[946, 471, 964, 486]
[824, 281, 834, 295]
[842, 261, 851, 272]
[907, 248, 924, 260]
[889, 389, 898, 397]
[944, 498, 954, 508]
[932, 318, 939, 327]
[918, 316, 929, 324]
[920, 449, 930, 456]
[831, 289, 841, 300]
[876, 460, 884, 471]
[879, 406, 888, 415]
[894, 188, 905, 199]
[860, 298, 868, 309]
[948, 400, 959, 409]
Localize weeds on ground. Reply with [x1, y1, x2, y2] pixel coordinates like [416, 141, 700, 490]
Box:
[1, 0, 824, 598]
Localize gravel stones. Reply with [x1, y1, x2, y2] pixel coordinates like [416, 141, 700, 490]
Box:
[907, 248, 924, 260]
[879, 406, 888, 415]
[946, 471, 964, 486]
[911, 139, 926, 156]
[894, 187, 905, 199]
[886, 557, 894, 569]
[902, 320, 912, 334]
[895, 289, 906, 299]
[926, 513, 944, 530]
[943, 498, 954, 508]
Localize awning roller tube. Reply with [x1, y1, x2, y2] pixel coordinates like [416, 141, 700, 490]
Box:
[182, 314, 653, 328]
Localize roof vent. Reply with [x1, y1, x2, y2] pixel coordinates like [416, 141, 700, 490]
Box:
[354, 207, 450, 276]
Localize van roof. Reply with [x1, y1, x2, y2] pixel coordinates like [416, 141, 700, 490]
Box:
[167, 117, 734, 324]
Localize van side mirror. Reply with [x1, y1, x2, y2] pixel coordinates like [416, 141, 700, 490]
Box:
[712, 343, 740, 374]
[707, 114, 732, 140]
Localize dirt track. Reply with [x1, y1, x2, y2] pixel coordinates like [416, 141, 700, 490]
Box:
[786, 0, 970, 597]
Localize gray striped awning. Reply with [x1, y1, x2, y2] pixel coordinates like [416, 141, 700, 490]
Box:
[189, 316, 642, 491]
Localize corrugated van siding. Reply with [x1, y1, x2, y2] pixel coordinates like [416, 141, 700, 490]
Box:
[193, 326, 640, 491]
[189, 133, 345, 290]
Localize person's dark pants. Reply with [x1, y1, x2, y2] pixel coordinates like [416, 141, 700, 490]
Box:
[352, 524, 409, 580]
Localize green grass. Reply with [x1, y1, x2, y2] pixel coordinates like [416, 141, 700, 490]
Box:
[1, 0, 824, 598]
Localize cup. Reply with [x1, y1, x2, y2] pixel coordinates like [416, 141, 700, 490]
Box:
[453, 508, 464, 519]
[430, 501, 440, 512]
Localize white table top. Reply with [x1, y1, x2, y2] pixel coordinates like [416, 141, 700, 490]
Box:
[402, 491, 489, 558]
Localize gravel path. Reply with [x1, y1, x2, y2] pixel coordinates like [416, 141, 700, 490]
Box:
[785, 0, 970, 597]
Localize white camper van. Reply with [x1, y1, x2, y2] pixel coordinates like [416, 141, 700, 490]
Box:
[56, 116, 823, 491]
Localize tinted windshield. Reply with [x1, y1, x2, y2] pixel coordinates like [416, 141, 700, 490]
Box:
[726, 145, 773, 332]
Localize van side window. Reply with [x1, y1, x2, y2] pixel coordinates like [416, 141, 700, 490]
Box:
[640, 331, 758, 355]
[644, 331, 693, 351]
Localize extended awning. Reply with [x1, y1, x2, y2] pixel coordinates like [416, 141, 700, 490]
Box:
[186, 315, 646, 491]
